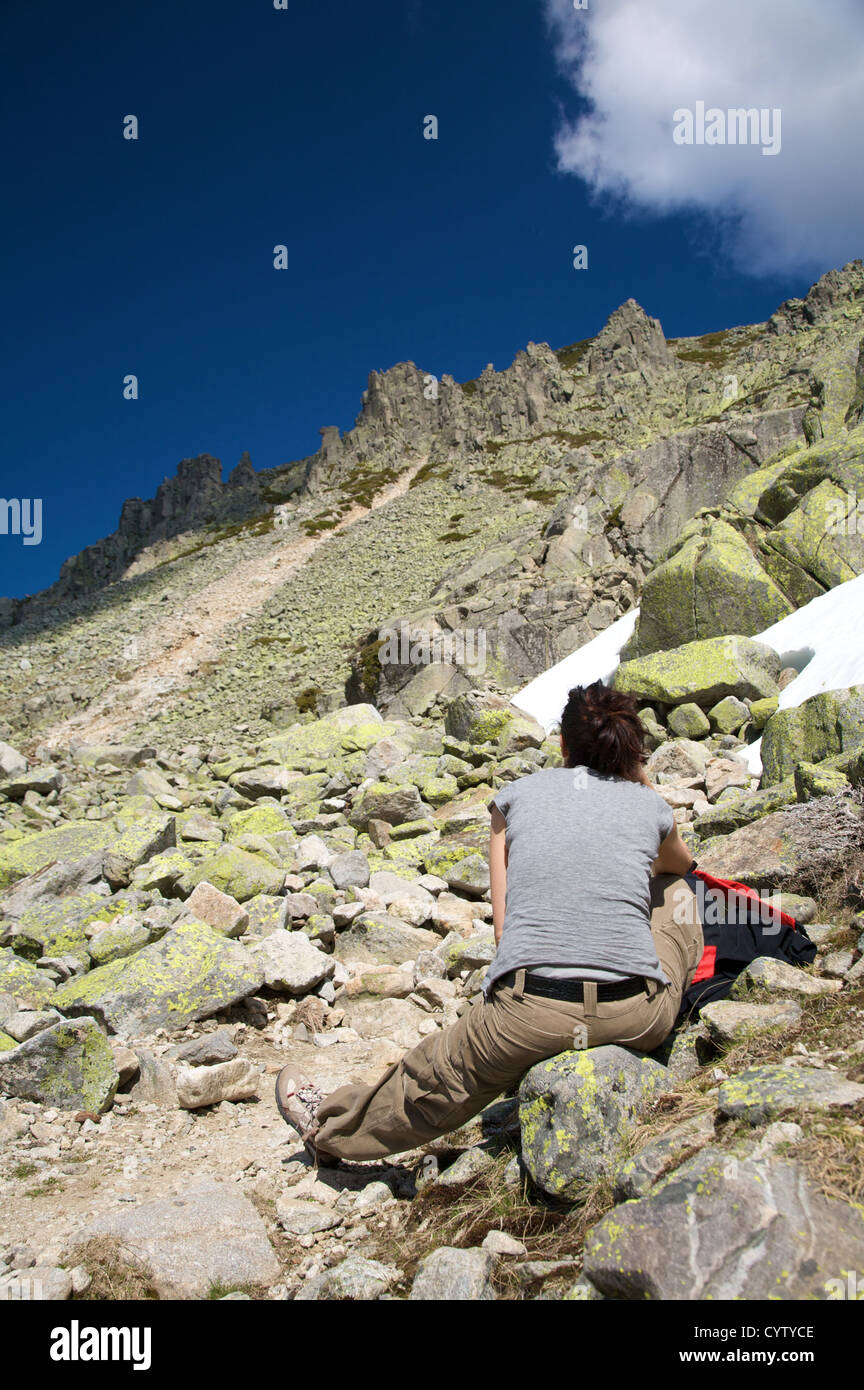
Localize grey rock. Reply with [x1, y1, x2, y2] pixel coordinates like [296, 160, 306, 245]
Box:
[250, 930, 334, 995]
[435, 1146, 496, 1187]
[328, 851, 370, 890]
[408, 1246, 497, 1301]
[181, 882, 249, 937]
[2, 1008, 62, 1043]
[730, 956, 839, 998]
[614, 1110, 715, 1200]
[275, 1198, 341, 1237]
[700, 999, 802, 1045]
[174, 1058, 260, 1109]
[294, 1255, 400, 1301]
[0, 1264, 72, 1301]
[166, 1028, 238, 1066]
[77, 1178, 281, 1298]
[584, 1147, 864, 1299]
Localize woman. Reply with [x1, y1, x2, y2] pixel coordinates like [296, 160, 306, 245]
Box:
[276, 680, 703, 1166]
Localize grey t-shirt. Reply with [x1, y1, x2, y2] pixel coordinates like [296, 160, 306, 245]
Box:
[484, 765, 675, 996]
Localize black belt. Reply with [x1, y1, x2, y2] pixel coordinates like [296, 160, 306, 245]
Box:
[497, 970, 647, 1002]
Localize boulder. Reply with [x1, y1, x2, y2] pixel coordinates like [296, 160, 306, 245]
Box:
[293, 1255, 400, 1301]
[700, 999, 802, 1045]
[87, 918, 150, 966]
[613, 636, 781, 708]
[731, 956, 839, 998]
[182, 882, 249, 937]
[0, 1016, 118, 1112]
[250, 930, 334, 995]
[188, 845, 285, 902]
[717, 1064, 864, 1123]
[52, 921, 264, 1034]
[761, 685, 864, 785]
[350, 782, 425, 829]
[335, 914, 440, 966]
[328, 850, 370, 890]
[0, 948, 56, 1007]
[519, 1046, 674, 1198]
[0, 822, 117, 891]
[408, 1246, 497, 1301]
[101, 814, 176, 888]
[75, 1179, 281, 1298]
[584, 1147, 864, 1299]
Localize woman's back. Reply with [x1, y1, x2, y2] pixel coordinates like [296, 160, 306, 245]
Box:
[484, 765, 675, 994]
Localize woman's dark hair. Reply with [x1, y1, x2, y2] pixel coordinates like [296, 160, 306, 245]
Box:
[559, 680, 647, 779]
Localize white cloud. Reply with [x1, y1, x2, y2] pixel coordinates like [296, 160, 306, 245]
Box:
[544, 0, 864, 275]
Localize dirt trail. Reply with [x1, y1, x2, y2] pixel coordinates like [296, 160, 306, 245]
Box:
[41, 462, 424, 749]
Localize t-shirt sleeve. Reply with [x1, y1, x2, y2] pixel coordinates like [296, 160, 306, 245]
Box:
[488, 781, 516, 819]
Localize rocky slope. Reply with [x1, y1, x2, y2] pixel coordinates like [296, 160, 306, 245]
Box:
[1, 262, 864, 1301]
[2, 261, 862, 753]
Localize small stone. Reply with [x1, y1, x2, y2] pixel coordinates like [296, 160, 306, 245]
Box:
[482, 1230, 526, 1256]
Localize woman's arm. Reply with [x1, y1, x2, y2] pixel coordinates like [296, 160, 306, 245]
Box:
[652, 822, 696, 876]
[489, 803, 508, 945]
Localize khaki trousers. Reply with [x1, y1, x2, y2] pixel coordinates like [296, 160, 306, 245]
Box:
[313, 873, 702, 1163]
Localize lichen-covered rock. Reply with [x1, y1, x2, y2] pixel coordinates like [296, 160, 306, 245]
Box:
[0, 947, 56, 1007]
[519, 1045, 674, 1198]
[613, 635, 781, 708]
[761, 686, 864, 785]
[187, 845, 285, 902]
[52, 921, 264, 1034]
[584, 1147, 864, 1299]
[0, 822, 116, 891]
[717, 1064, 864, 1123]
[614, 1110, 715, 1200]
[708, 695, 750, 734]
[102, 814, 176, 888]
[667, 703, 710, 739]
[335, 913, 440, 965]
[0, 1016, 118, 1111]
[87, 917, 150, 966]
[696, 809, 818, 888]
[350, 781, 425, 829]
[625, 518, 796, 658]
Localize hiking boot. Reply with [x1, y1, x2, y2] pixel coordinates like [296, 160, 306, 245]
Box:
[274, 1065, 339, 1168]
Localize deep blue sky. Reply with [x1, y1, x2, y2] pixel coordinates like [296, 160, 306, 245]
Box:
[1, 0, 823, 598]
